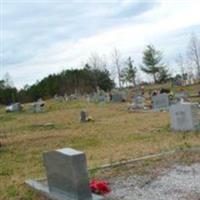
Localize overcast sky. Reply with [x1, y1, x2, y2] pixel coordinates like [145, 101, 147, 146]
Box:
[1, 0, 200, 88]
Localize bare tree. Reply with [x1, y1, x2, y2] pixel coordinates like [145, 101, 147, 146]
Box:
[187, 34, 200, 80]
[88, 52, 107, 71]
[112, 48, 122, 88]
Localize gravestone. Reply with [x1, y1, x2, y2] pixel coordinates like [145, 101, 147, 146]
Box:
[54, 95, 64, 102]
[170, 103, 200, 131]
[26, 148, 104, 200]
[133, 96, 145, 109]
[6, 103, 22, 112]
[89, 94, 107, 103]
[175, 91, 189, 102]
[98, 95, 106, 102]
[80, 110, 88, 122]
[152, 93, 169, 110]
[29, 101, 45, 113]
[128, 96, 145, 111]
[111, 93, 124, 102]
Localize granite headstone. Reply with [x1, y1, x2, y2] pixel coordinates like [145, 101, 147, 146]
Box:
[170, 103, 200, 131]
[26, 148, 104, 200]
[152, 93, 169, 110]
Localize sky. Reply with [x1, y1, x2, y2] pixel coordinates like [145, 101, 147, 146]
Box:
[1, 0, 200, 88]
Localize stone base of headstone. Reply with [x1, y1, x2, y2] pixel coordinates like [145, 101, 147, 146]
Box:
[152, 107, 170, 112]
[127, 103, 147, 112]
[26, 179, 104, 200]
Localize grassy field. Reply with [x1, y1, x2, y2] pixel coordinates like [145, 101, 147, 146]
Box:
[0, 86, 200, 200]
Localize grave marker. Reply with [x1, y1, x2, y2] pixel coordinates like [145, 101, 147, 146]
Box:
[5, 103, 22, 112]
[29, 101, 45, 113]
[152, 93, 169, 110]
[170, 103, 200, 131]
[26, 148, 104, 200]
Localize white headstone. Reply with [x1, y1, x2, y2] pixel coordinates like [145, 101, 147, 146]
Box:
[29, 101, 45, 113]
[5, 103, 22, 112]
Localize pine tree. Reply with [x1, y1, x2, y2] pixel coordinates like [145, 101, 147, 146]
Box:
[141, 45, 163, 83]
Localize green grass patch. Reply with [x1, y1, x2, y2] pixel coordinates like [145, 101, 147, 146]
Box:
[24, 123, 69, 131]
[0, 114, 16, 122]
[70, 136, 101, 149]
[6, 185, 19, 197]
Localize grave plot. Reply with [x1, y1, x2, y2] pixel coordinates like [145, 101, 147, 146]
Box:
[0, 100, 200, 200]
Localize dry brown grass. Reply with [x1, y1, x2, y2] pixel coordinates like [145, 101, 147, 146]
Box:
[0, 99, 200, 200]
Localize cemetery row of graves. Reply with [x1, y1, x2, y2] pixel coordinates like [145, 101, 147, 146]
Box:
[0, 83, 200, 200]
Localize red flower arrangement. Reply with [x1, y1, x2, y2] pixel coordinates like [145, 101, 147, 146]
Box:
[90, 179, 111, 195]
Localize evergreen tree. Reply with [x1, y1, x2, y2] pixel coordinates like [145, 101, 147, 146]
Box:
[157, 66, 171, 83]
[121, 57, 137, 86]
[141, 45, 164, 83]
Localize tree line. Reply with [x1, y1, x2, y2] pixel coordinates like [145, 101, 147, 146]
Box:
[0, 66, 114, 105]
[0, 34, 199, 105]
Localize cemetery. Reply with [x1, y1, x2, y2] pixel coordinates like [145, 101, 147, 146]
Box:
[1, 1, 200, 199]
[0, 83, 200, 200]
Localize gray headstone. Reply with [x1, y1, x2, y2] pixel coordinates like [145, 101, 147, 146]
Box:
[26, 148, 104, 200]
[43, 148, 92, 200]
[89, 94, 107, 103]
[133, 96, 145, 109]
[112, 93, 124, 102]
[98, 95, 106, 102]
[170, 103, 200, 132]
[152, 93, 169, 110]
[80, 110, 88, 122]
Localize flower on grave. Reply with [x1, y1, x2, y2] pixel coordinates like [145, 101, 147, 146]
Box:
[89, 179, 111, 195]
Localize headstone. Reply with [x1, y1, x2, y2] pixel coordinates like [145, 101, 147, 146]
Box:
[26, 148, 103, 200]
[69, 94, 78, 100]
[5, 103, 22, 112]
[89, 94, 107, 103]
[128, 96, 146, 111]
[29, 101, 45, 113]
[111, 93, 124, 102]
[170, 103, 200, 131]
[80, 110, 88, 122]
[152, 93, 169, 110]
[175, 91, 189, 102]
[133, 96, 145, 109]
[54, 95, 64, 102]
[64, 94, 69, 102]
[98, 95, 106, 102]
